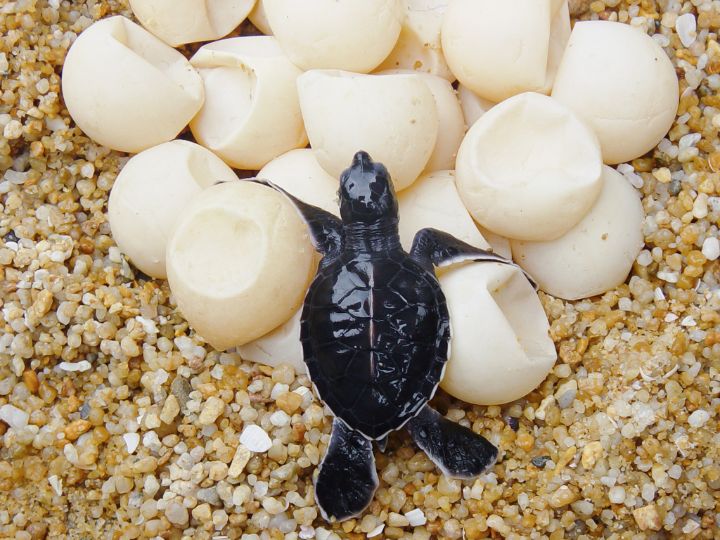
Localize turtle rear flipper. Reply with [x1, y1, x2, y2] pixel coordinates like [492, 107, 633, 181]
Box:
[315, 419, 378, 522]
[406, 405, 498, 479]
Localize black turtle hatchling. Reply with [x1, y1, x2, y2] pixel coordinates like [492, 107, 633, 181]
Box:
[256, 151, 535, 521]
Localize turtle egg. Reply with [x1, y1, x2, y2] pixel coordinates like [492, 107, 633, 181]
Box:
[439, 262, 557, 406]
[511, 166, 645, 300]
[298, 70, 438, 191]
[442, 0, 570, 102]
[108, 140, 239, 279]
[128, 0, 256, 46]
[263, 0, 402, 72]
[258, 149, 340, 216]
[166, 181, 316, 350]
[397, 170, 490, 252]
[457, 85, 496, 128]
[190, 36, 307, 170]
[238, 310, 307, 374]
[375, 0, 453, 81]
[455, 92, 603, 241]
[61, 16, 204, 153]
[249, 0, 272, 35]
[551, 21, 679, 165]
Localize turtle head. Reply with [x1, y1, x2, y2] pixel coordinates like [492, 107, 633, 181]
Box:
[339, 151, 398, 223]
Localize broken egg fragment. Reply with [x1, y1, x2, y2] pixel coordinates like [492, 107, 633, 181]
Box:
[455, 92, 603, 241]
[108, 140, 239, 279]
[512, 166, 645, 300]
[439, 262, 556, 405]
[190, 36, 307, 170]
[238, 310, 306, 374]
[61, 16, 204, 153]
[166, 181, 316, 350]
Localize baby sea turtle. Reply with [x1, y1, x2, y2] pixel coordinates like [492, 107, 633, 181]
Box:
[257, 151, 534, 521]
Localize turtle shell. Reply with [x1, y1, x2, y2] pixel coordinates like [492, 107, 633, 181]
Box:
[301, 249, 450, 440]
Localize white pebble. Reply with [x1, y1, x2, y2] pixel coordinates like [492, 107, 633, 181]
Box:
[654, 287, 666, 301]
[608, 485, 626, 504]
[123, 433, 140, 454]
[269, 410, 290, 427]
[240, 425, 272, 453]
[48, 475, 63, 496]
[680, 316, 696, 327]
[618, 297, 632, 311]
[676, 13, 697, 48]
[636, 250, 652, 266]
[641, 483, 656, 502]
[0, 404, 29, 429]
[688, 409, 710, 428]
[404, 508, 427, 526]
[58, 360, 91, 372]
[702, 237, 719, 261]
[657, 271, 679, 283]
[367, 524, 385, 538]
[665, 313, 678, 323]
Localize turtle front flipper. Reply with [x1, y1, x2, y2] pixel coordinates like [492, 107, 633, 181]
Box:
[406, 405, 498, 479]
[315, 418, 378, 522]
[409, 228, 537, 289]
[251, 179, 344, 258]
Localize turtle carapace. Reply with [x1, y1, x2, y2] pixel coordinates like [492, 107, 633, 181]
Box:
[255, 151, 535, 522]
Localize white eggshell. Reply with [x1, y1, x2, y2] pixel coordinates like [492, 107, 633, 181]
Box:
[376, 0, 453, 80]
[108, 140, 239, 279]
[439, 262, 557, 405]
[190, 36, 307, 170]
[61, 16, 204, 153]
[457, 85, 496, 128]
[129, 0, 256, 46]
[397, 171, 490, 251]
[263, 0, 402, 72]
[259, 149, 340, 216]
[551, 21, 679, 165]
[477, 226, 513, 260]
[298, 70, 438, 191]
[249, 0, 272, 34]
[441, 0, 570, 102]
[166, 181, 316, 350]
[455, 92, 603, 241]
[377, 70, 465, 172]
[237, 310, 306, 374]
[511, 166, 645, 300]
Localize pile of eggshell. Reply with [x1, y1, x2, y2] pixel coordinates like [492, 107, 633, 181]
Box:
[61, 0, 679, 406]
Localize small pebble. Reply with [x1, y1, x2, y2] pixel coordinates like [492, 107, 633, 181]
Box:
[0, 404, 29, 429]
[240, 425, 273, 452]
[404, 509, 426, 526]
[633, 504, 662, 531]
[198, 396, 225, 425]
[123, 433, 140, 454]
[687, 409, 709, 428]
[675, 13, 697, 48]
[701, 237, 719, 261]
[165, 501, 189, 526]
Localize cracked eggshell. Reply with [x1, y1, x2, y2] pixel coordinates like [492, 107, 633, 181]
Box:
[439, 262, 556, 405]
[298, 70, 438, 191]
[441, 0, 570, 102]
[377, 70, 465, 172]
[237, 309, 306, 373]
[511, 166, 645, 300]
[376, 0, 453, 80]
[397, 170, 489, 252]
[129, 0, 256, 46]
[259, 149, 340, 216]
[551, 21, 679, 165]
[108, 140, 239, 279]
[190, 36, 307, 170]
[61, 16, 204, 153]
[166, 181, 316, 350]
[458, 85, 496, 128]
[249, 0, 272, 34]
[455, 92, 603, 241]
[264, 0, 402, 72]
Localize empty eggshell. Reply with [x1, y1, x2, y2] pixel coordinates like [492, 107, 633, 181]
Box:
[249, 0, 272, 34]
[259, 149, 340, 216]
[457, 85, 496, 128]
[377, 70, 465, 172]
[439, 262, 557, 405]
[190, 36, 307, 170]
[455, 92, 603, 241]
[298, 70, 438, 191]
[441, 0, 570, 102]
[511, 166, 645, 300]
[238, 309, 306, 373]
[61, 16, 204, 153]
[477, 226, 513, 260]
[264, 0, 402, 72]
[108, 140, 239, 279]
[397, 171, 490, 251]
[551, 21, 679, 165]
[129, 0, 256, 46]
[166, 181, 316, 350]
[376, 0, 453, 80]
